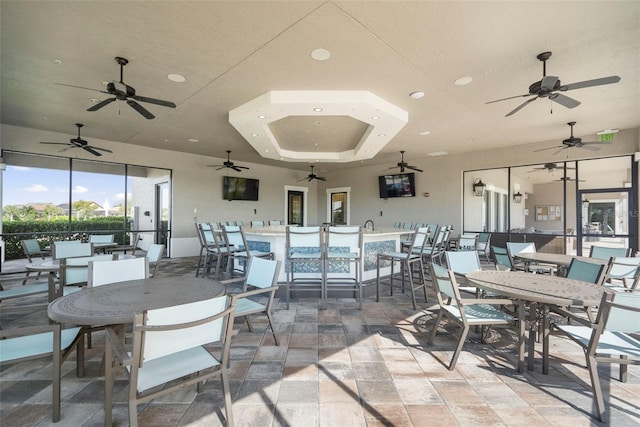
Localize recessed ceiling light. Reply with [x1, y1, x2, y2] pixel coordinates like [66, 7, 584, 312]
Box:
[428, 151, 448, 156]
[188, 138, 199, 143]
[251, 133, 259, 137]
[53, 59, 62, 64]
[89, 98, 100, 104]
[409, 91, 425, 99]
[419, 131, 431, 135]
[265, 149, 270, 153]
[313, 107, 323, 112]
[311, 48, 331, 61]
[164, 139, 169, 142]
[42, 116, 48, 120]
[167, 73, 186, 83]
[378, 134, 386, 137]
[258, 115, 266, 119]
[454, 76, 473, 86]
[371, 115, 380, 120]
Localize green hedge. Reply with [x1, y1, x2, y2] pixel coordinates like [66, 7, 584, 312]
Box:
[2, 218, 131, 260]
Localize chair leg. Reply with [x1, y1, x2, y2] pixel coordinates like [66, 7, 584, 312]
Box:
[266, 311, 280, 346]
[428, 309, 444, 345]
[244, 315, 253, 332]
[619, 355, 628, 382]
[376, 255, 381, 302]
[52, 327, 61, 423]
[586, 354, 605, 422]
[221, 371, 234, 427]
[449, 324, 470, 370]
[405, 260, 417, 310]
[104, 338, 114, 427]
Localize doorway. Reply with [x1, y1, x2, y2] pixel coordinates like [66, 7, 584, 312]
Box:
[577, 189, 632, 256]
[287, 191, 304, 226]
[326, 187, 351, 225]
[155, 182, 170, 249]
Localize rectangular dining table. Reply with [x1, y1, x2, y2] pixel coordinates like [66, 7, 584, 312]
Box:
[513, 252, 606, 276]
[466, 270, 604, 374]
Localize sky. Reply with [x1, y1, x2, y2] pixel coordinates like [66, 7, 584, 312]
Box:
[2, 165, 130, 208]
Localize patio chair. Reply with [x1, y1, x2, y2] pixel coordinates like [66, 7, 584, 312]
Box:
[376, 226, 430, 310]
[506, 242, 552, 274]
[456, 234, 479, 251]
[20, 238, 50, 283]
[104, 295, 236, 427]
[566, 258, 607, 286]
[86, 256, 149, 348]
[491, 246, 513, 270]
[554, 291, 640, 422]
[0, 323, 84, 422]
[476, 232, 492, 262]
[251, 220, 264, 227]
[0, 274, 51, 319]
[603, 256, 640, 292]
[222, 225, 273, 277]
[223, 257, 282, 344]
[428, 263, 521, 370]
[58, 254, 116, 297]
[589, 245, 631, 261]
[142, 243, 164, 277]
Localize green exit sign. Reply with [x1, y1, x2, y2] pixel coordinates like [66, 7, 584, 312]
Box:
[600, 133, 615, 142]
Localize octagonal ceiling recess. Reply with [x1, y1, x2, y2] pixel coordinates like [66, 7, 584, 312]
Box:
[229, 90, 408, 162]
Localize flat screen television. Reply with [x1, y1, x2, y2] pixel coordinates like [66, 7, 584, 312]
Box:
[223, 176, 259, 201]
[378, 172, 416, 198]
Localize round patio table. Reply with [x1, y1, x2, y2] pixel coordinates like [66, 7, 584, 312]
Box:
[466, 270, 604, 374]
[48, 277, 225, 326]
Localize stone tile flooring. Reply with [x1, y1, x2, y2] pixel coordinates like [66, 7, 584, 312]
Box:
[1, 256, 639, 426]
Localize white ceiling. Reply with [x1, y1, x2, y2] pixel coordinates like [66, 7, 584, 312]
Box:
[1, 1, 638, 171]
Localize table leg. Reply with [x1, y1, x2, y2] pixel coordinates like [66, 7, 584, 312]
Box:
[527, 302, 537, 371]
[542, 304, 550, 374]
[517, 301, 526, 373]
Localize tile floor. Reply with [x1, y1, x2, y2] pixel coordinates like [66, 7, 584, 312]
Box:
[1, 257, 639, 426]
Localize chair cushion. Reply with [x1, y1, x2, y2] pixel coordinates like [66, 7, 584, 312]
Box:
[556, 325, 640, 358]
[133, 346, 220, 392]
[0, 282, 49, 299]
[0, 327, 81, 362]
[444, 304, 514, 325]
[236, 297, 266, 315]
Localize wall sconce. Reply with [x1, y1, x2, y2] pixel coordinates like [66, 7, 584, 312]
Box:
[513, 191, 523, 204]
[143, 211, 151, 216]
[473, 178, 486, 197]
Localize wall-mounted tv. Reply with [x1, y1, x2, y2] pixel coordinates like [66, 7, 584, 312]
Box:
[223, 176, 259, 201]
[378, 173, 416, 198]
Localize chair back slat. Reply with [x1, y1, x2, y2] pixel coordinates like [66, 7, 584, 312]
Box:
[326, 226, 362, 249]
[606, 256, 640, 280]
[88, 257, 148, 288]
[287, 226, 322, 249]
[245, 257, 281, 289]
[141, 296, 230, 362]
[53, 241, 93, 259]
[566, 258, 606, 285]
[457, 234, 478, 251]
[88, 234, 115, 243]
[61, 254, 115, 286]
[506, 242, 536, 257]
[222, 225, 246, 250]
[604, 292, 640, 333]
[589, 246, 631, 260]
[445, 250, 482, 275]
[430, 263, 458, 301]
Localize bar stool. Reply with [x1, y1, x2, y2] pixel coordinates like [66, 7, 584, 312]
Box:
[376, 226, 430, 310]
[324, 226, 364, 309]
[222, 225, 273, 277]
[285, 226, 324, 309]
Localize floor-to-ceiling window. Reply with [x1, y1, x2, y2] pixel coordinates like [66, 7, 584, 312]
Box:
[463, 155, 637, 254]
[0, 150, 172, 260]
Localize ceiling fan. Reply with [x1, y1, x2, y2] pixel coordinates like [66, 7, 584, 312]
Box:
[57, 56, 176, 120]
[528, 162, 576, 173]
[207, 150, 249, 172]
[40, 123, 112, 157]
[557, 176, 585, 183]
[486, 51, 620, 117]
[534, 122, 610, 155]
[298, 165, 326, 182]
[388, 150, 423, 173]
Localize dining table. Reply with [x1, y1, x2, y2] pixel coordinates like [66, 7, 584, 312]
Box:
[513, 252, 606, 276]
[466, 270, 604, 374]
[48, 277, 226, 326]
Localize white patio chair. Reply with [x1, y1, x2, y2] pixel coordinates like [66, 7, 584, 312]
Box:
[104, 295, 236, 427]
